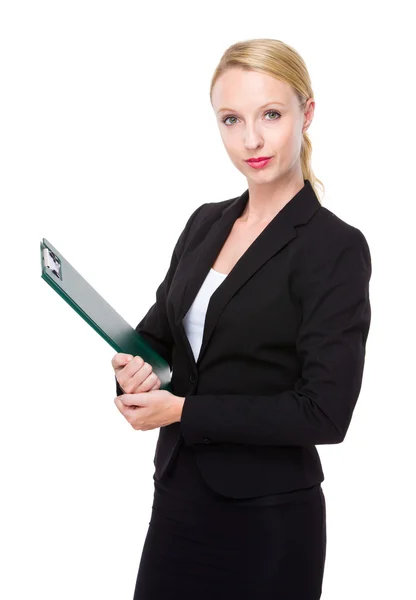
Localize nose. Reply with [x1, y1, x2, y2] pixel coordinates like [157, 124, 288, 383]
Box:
[243, 122, 264, 150]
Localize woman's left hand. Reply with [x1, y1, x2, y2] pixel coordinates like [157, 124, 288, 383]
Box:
[114, 390, 185, 431]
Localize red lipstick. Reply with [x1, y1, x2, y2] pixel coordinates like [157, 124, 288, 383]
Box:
[245, 156, 273, 169]
[246, 156, 272, 162]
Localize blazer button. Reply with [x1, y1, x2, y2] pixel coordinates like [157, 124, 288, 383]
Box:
[189, 374, 196, 384]
[203, 437, 211, 444]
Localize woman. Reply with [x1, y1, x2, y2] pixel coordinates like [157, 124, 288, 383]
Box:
[112, 38, 372, 600]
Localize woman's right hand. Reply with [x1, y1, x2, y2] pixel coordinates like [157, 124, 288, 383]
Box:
[112, 353, 161, 394]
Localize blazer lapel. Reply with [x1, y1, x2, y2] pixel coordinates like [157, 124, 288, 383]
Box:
[174, 179, 321, 368]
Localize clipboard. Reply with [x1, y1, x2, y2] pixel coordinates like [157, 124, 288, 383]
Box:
[40, 238, 172, 392]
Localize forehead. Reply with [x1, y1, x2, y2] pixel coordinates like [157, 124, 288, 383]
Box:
[212, 68, 295, 112]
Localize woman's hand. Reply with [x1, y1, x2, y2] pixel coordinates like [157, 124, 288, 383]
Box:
[112, 353, 161, 394]
[114, 390, 185, 431]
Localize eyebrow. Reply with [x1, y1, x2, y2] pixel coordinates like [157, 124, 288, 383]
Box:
[217, 101, 286, 114]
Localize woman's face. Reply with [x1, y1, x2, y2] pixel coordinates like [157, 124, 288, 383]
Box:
[211, 68, 314, 184]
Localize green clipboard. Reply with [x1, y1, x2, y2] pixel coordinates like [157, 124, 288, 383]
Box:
[40, 238, 172, 392]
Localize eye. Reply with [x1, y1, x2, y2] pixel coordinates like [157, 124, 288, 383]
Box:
[221, 109, 281, 126]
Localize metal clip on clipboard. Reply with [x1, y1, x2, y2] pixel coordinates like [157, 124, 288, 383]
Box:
[40, 238, 172, 392]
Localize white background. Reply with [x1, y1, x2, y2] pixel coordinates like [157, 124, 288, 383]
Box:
[1, 1, 415, 598]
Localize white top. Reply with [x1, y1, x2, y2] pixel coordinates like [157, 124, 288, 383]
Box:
[182, 268, 228, 362]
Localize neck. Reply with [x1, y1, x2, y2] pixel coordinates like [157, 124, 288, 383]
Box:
[241, 173, 305, 226]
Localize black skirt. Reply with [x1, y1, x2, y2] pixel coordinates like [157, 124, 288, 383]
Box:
[133, 439, 327, 600]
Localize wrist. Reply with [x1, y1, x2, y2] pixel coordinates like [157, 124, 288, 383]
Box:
[176, 396, 185, 422]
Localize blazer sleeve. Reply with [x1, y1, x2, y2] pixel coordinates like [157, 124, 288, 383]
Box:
[180, 227, 372, 446]
[115, 203, 208, 397]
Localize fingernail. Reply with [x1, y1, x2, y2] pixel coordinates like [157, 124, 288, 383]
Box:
[126, 356, 133, 361]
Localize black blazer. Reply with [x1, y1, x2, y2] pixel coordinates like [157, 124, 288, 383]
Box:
[116, 179, 372, 499]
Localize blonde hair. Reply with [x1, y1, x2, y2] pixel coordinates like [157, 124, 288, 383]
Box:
[210, 38, 325, 203]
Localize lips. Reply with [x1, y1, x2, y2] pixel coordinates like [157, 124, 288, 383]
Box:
[245, 156, 273, 170]
[246, 156, 272, 163]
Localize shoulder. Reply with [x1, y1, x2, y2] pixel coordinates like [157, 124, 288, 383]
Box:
[196, 196, 237, 216]
[291, 204, 372, 281]
[303, 204, 370, 257]
[184, 195, 237, 231]
[173, 197, 235, 257]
